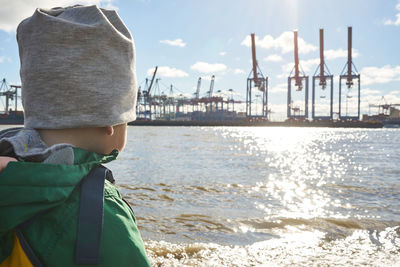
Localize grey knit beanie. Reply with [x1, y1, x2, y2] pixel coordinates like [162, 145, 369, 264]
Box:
[17, 5, 137, 129]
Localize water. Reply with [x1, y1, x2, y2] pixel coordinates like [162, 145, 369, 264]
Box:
[107, 126, 400, 266]
[2, 126, 399, 266]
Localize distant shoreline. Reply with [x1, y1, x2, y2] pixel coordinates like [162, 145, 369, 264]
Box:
[128, 120, 383, 128]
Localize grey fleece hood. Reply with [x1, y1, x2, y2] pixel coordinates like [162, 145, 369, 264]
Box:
[17, 5, 137, 129]
[0, 127, 74, 164]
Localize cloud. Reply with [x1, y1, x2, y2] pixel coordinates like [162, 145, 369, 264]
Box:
[282, 58, 320, 73]
[269, 83, 287, 94]
[147, 66, 188, 78]
[241, 31, 317, 54]
[264, 54, 283, 62]
[389, 90, 400, 96]
[160, 38, 186, 47]
[214, 89, 241, 97]
[0, 0, 116, 32]
[361, 65, 400, 85]
[276, 73, 286, 79]
[190, 62, 227, 73]
[233, 68, 245, 75]
[362, 88, 382, 96]
[325, 48, 359, 60]
[280, 49, 360, 75]
[384, 2, 400, 26]
[301, 58, 321, 72]
[219, 51, 227, 56]
[200, 75, 218, 81]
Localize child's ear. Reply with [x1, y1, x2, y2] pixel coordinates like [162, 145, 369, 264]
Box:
[105, 126, 114, 136]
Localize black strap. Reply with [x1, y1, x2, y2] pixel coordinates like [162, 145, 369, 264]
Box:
[15, 228, 44, 267]
[16, 202, 54, 267]
[104, 166, 115, 184]
[75, 166, 111, 265]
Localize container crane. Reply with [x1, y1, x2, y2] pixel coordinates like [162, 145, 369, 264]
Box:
[246, 33, 268, 118]
[195, 77, 201, 99]
[312, 28, 334, 120]
[251, 34, 260, 90]
[208, 75, 215, 98]
[287, 30, 309, 120]
[143, 66, 158, 119]
[369, 96, 400, 116]
[293, 31, 302, 90]
[371, 96, 390, 115]
[339, 27, 360, 120]
[346, 27, 353, 88]
[145, 66, 158, 97]
[319, 29, 326, 89]
[0, 79, 20, 114]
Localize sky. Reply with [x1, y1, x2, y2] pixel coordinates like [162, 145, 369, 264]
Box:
[0, 0, 400, 120]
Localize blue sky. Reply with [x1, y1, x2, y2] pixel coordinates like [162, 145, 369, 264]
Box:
[1, 0, 400, 119]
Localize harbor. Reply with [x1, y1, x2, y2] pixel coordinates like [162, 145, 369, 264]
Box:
[0, 79, 23, 125]
[0, 27, 400, 128]
[130, 27, 398, 128]
[129, 119, 383, 128]
[1, 28, 399, 128]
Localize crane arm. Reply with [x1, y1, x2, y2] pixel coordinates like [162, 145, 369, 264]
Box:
[294, 30, 302, 90]
[319, 29, 326, 88]
[209, 75, 215, 98]
[196, 77, 201, 99]
[147, 66, 158, 96]
[346, 27, 353, 88]
[251, 33, 259, 87]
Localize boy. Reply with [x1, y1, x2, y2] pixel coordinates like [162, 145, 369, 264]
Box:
[0, 5, 150, 267]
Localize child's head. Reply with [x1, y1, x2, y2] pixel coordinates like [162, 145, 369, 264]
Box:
[16, 5, 136, 153]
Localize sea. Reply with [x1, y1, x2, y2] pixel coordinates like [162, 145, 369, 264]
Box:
[2, 125, 400, 266]
[107, 126, 400, 266]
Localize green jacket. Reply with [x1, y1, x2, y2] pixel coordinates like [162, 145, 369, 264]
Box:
[0, 128, 150, 266]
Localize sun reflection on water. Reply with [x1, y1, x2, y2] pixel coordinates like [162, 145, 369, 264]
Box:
[108, 126, 400, 266]
[250, 128, 334, 219]
[219, 127, 362, 221]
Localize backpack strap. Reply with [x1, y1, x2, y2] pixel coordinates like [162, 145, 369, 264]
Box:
[15, 204, 53, 267]
[14, 165, 114, 266]
[75, 166, 112, 265]
[14, 228, 44, 267]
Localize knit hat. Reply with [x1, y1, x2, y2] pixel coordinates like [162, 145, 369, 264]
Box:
[17, 5, 137, 129]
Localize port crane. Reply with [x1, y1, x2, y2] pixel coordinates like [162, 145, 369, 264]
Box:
[208, 75, 215, 98]
[369, 96, 400, 115]
[339, 27, 360, 120]
[293, 31, 302, 90]
[145, 66, 158, 98]
[287, 30, 309, 120]
[312, 28, 333, 120]
[137, 66, 158, 119]
[246, 33, 268, 118]
[195, 77, 201, 99]
[0, 79, 21, 114]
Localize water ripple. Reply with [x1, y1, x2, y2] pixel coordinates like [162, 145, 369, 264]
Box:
[104, 126, 400, 265]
